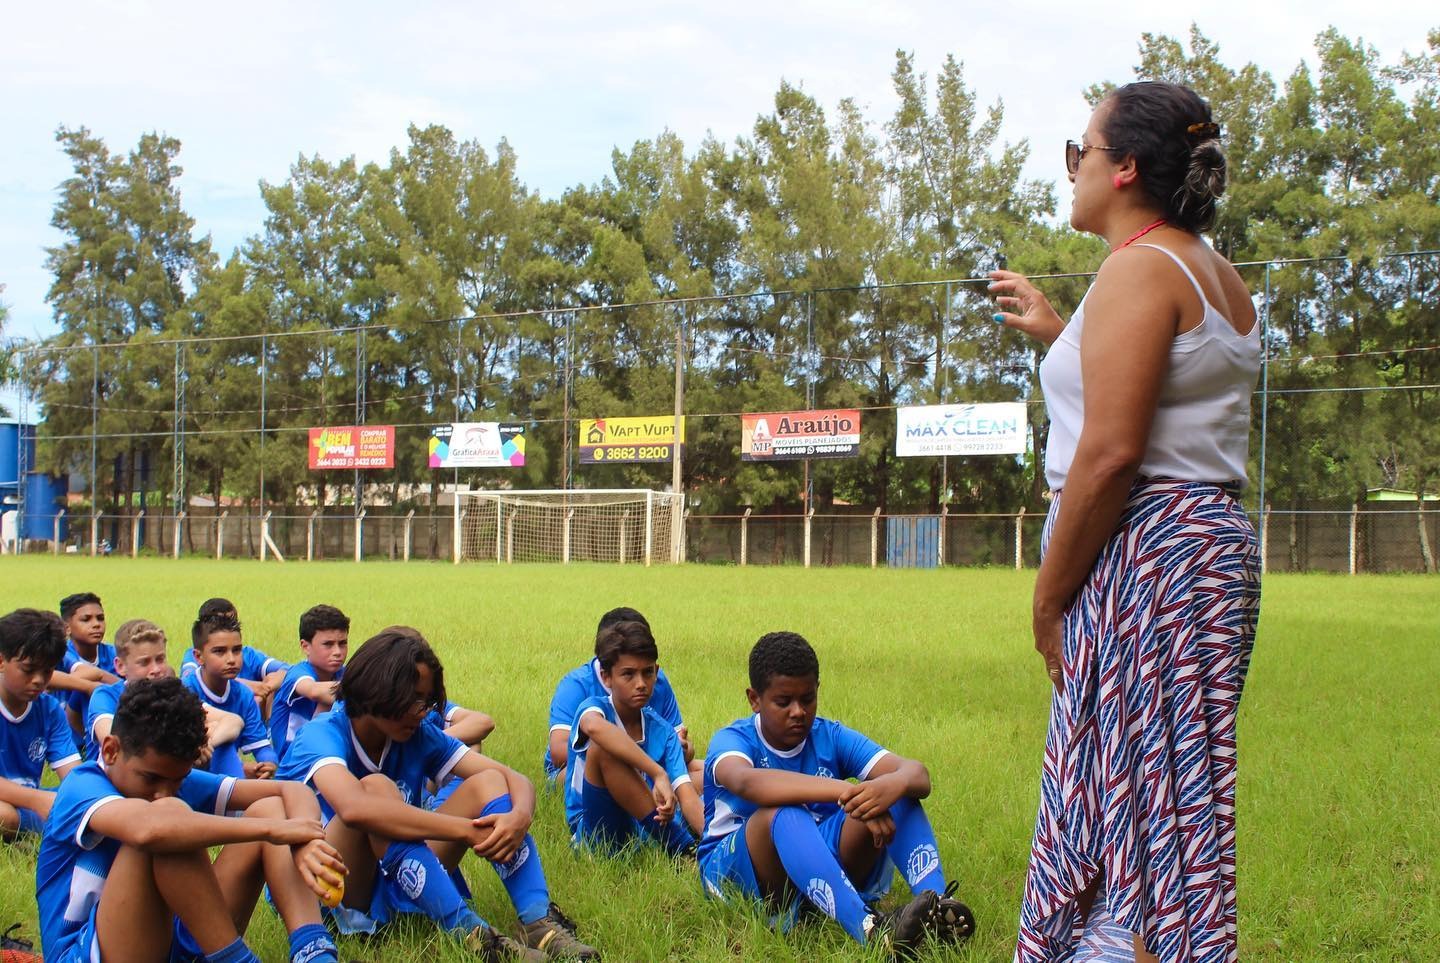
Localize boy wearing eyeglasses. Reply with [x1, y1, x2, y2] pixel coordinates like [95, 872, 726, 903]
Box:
[277, 627, 598, 961]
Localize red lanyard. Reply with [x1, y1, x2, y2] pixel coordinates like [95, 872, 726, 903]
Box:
[1115, 218, 1167, 251]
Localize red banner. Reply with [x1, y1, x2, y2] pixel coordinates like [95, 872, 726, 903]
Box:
[740, 409, 861, 461]
[308, 426, 395, 470]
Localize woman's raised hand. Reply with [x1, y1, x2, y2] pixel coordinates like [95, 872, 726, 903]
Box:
[988, 270, 1065, 346]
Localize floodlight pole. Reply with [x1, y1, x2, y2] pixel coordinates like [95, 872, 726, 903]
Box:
[671, 304, 684, 563]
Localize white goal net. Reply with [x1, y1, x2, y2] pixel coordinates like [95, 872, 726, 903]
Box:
[454, 489, 683, 564]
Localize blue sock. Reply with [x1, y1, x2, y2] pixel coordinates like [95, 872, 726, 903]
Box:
[886, 797, 946, 895]
[206, 938, 260, 963]
[481, 794, 550, 924]
[287, 922, 338, 963]
[208, 741, 244, 778]
[770, 806, 873, 943]
[641, 810, 696, 855]
[380, 840, 483, 933]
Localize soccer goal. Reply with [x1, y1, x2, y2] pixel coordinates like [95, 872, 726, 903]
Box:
[453, 489, 684, 564]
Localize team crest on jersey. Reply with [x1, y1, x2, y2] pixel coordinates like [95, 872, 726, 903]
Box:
[396, 858, 427, 899]
[815, 766, 833, 780]
[395, 780, 414, 804]
[27, 737, 46, 764]
[497, 843, 531, 880]
[805, 878, 836, 917]
[905, 844, 940, 885]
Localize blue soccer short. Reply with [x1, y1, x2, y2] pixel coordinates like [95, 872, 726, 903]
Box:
[571, 779, 644, 850]
[699, 809, 895, 908]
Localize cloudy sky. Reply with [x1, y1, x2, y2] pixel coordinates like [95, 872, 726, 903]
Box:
[1, 1, 1433, 346]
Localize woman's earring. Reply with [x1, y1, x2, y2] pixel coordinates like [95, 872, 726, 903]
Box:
[1112, 174, 1125, 189]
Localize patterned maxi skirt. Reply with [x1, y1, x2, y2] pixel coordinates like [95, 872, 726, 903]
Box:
[1015, 478, 1261, 963]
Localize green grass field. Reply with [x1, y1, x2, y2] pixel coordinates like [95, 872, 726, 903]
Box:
[0, 558, 1435, 961]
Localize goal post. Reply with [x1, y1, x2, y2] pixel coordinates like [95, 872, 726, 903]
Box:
[453, 489, 684, 565]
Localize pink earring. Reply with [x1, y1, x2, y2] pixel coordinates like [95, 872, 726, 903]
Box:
[1112, 174, 1125, 189]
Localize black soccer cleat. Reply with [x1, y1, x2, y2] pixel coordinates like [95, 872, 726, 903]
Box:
[933, 880, 977, 944]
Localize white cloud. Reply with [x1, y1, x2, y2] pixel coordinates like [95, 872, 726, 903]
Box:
[1, 0, 1434, 344]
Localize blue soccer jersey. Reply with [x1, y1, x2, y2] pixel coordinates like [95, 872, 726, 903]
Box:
[277, 704, 469, 821]
[181, 673, 276, 767]
[545, 659, 683, 775]
[81, 680, 127, 760]
[699, 714, 890, 858]
[59, 641, 118, 719]
[180, 645, 289, 682]
[35, 761, 233, 961]
[563, 695, 690, 832]
[269, 662, 343, 760]
[0, 693, 80, 790]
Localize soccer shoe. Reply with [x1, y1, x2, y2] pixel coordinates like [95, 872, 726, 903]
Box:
[464, 924, 547, 962]
[868, 890, 939, 959]
[518, 907, 601, 960]
[933, 880, 976, 944]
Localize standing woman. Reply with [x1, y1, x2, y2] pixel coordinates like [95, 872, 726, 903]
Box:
[991, 82, 1261, 963]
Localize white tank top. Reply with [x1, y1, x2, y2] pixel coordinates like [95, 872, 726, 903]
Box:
[1039, 243, 1261, 491]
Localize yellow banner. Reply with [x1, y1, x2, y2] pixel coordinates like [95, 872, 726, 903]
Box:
[579, 416, 684, 447]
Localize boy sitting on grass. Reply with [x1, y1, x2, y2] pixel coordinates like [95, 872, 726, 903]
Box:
[181, 598, 291, 719]
[545, 606, 697, 786]
[270, 604, 349, 760]
[0, 609, 80, 837]
[278, 626, 598, 961]
[35, 676, 347, 963]
[47, 592, 120, 745]
[183, 613, 278, 779]
[86, 620, 243, 769]
[563, 619, 701, 853]
[700, 631, 975, 958]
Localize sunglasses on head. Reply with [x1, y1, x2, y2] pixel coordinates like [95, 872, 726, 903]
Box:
[1065, 139, 1120, 175]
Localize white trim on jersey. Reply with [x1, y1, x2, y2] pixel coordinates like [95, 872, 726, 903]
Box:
[858, 748, 891, 781]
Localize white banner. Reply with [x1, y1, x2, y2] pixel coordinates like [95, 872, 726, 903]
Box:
[895, 403, 1027, 457]
[428, 423, 526, 468]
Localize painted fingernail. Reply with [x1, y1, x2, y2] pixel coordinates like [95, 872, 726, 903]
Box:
[992, 313, 1005, 323]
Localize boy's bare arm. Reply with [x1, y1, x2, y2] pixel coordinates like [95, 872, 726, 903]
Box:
[444, 707, 495, 747]
[205, 706, 244, 747]
[311, 764, 483, 846]
[87, 796, 324, 853]
[293, 677, 339, 708]
[576, 713, 667, 783]
[838, 754, 931, 820]
[69, 663, 119, 685]
[712, 756, 849, 807]
[47, 670, 99, 694]
[676, 781, 703, 835]
[0, 776, 54, 813]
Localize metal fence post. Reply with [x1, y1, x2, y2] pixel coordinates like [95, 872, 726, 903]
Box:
[216, 511, 228, 560]
[938, 505, 948, 567]
[871, 508, 881, 569]
[354, 511, 366, 563]
[740, 508, 751, 566]
[130, 511, 143, 559]
[563, 508, 574, 564]
[403, 510, 415, 562]
[53, 510, 65, 555]
[1349, 503, 1359, 575]
[618, 510, 628, 565]
[1260, 503, 1271, 575]
[173, 511, 185, 559]
[90, 516, 98, 557]
[644, 490, 654, 568]
[1014, 507, 1026, 570]
[803, 509, 813, 568]
[506, 507, 515, 563]
[307, 510, 320, 561]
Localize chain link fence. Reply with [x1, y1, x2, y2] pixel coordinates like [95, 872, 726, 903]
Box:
[5, 251, 1438, 573]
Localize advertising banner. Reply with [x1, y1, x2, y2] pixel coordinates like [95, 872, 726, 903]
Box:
[308, 426, 395, 470]
[894, 403, 1027, 457]
[428, 423, 526, 468]
[740, 409, 861, 462]
[578, 416, 684, 464]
